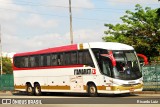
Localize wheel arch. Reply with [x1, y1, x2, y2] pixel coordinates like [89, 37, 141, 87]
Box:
[86, 81, 97, 92]
[34, 82, 40, 86]
[25, 82, 32, 87]
[86, 81, 98, 97]
[26, 82, 36, 87]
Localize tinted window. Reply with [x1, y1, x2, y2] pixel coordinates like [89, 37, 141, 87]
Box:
[30, 56, 35, 67]
[58, 53, 64, 65]
[51, 54, 58, 66]
[14, 57, 21, 68]
[92, 48, 108, 61]
[64, 51, 78, 65]
[24, 57, 29, 67]
[78, 51, 83, 64]
[70, 51, 77, 64]
[14, 50, 94, 68]
[29, 55, 40, 67]
[78, 50, 94, 67]
[39, 54, 51, 67]
[65, 52, 71, 65]
[14, 56, 29, 68]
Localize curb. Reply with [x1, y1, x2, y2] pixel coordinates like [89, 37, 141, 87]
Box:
[134, 91, 160, 94]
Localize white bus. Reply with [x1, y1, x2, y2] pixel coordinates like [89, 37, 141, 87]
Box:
[13, 42, 146, 96]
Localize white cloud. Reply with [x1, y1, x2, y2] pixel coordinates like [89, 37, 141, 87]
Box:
[0, 0, 25, 21]
[25, 33, 69, 49]
[0, 0, 103, 53]
[72, 0, 94, 8]
[71, 29, 104, 43]
[106, 0, 159, 6]
[0, 0, 27, 37]
[24, 14, 58, 29]
[45, 0, 94, 8]
[2, 33, 68, 52]
[43, 0, 94, 13]
[3, 28, 104, 53]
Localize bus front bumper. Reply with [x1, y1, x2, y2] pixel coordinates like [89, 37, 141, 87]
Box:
[97, 83, 143, 94]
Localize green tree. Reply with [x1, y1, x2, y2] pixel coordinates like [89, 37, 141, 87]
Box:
[103, 4, 160, 60]
[0, 57, 13, 74]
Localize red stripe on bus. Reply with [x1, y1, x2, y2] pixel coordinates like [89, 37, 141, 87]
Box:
[14, 44, 78, 57]
[13, 64, 84, 71]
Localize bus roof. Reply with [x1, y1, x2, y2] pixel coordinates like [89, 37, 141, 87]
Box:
[14, 42, 134, 57]
[14, 44, 78, 57]
[88, 42, 134, 50]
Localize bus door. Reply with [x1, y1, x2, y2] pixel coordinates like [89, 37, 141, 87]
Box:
[70, 76, 83, 91]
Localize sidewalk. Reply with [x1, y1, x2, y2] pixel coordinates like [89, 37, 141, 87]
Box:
[0, 91, 13, 96]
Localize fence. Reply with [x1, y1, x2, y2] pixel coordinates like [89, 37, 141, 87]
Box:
[0, 74, 14, 91]
[142, 64, 160, 91]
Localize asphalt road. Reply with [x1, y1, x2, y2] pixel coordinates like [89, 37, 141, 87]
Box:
[0, 91, 160, 107]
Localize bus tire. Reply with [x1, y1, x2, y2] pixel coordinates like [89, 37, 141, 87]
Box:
[26, 84, 34, 96]
[88, 83, 98, 97]
[34, 83, 42, 96]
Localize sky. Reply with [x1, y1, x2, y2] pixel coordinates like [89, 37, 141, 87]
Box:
[0, 0, 159, 53]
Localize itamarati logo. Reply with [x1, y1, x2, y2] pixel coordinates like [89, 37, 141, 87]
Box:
[74, 69, 96, 75]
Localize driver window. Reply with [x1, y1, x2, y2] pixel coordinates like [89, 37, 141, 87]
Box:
[102, 57, 112, 77]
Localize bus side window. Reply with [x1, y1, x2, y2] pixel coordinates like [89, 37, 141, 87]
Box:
[84, 50, 94, 67]
[78, 50, 94, 67]
[39, 54, 51, 67]
[65, 52, 71, 65]
[29, 56, 35, 67]
[40, 55, 44, 67]
[29, 55, 40, 67]
[23, 56, 29, 68]
[45, 54, 51, 66]
[51, 54, 58, 66]
[57, 53, 64, 65]
[78, 51, 83, 64]
[35, 55, 40, 67]
[43, 55, 47, 66]
[70, 51, 77, 64]
[102, 57, 112, 77]
[14, 57, 22, 68]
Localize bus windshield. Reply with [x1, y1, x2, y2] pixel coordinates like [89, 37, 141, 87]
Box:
[92, 49, 142, 80]
[112, 50, 142, 80]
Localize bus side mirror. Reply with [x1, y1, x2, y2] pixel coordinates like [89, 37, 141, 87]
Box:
[137, 54, 148, 66]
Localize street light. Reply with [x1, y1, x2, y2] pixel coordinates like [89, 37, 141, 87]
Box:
[0, 25, 2, 75]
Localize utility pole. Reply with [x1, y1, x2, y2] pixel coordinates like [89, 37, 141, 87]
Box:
[0, 25, 2, 75]
[69, 0, 73, 44]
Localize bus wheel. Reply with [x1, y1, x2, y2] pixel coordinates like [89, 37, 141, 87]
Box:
[26, 84, 34, 96]
[34, 83, 42, 96]
[88, 83, 98, 97]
